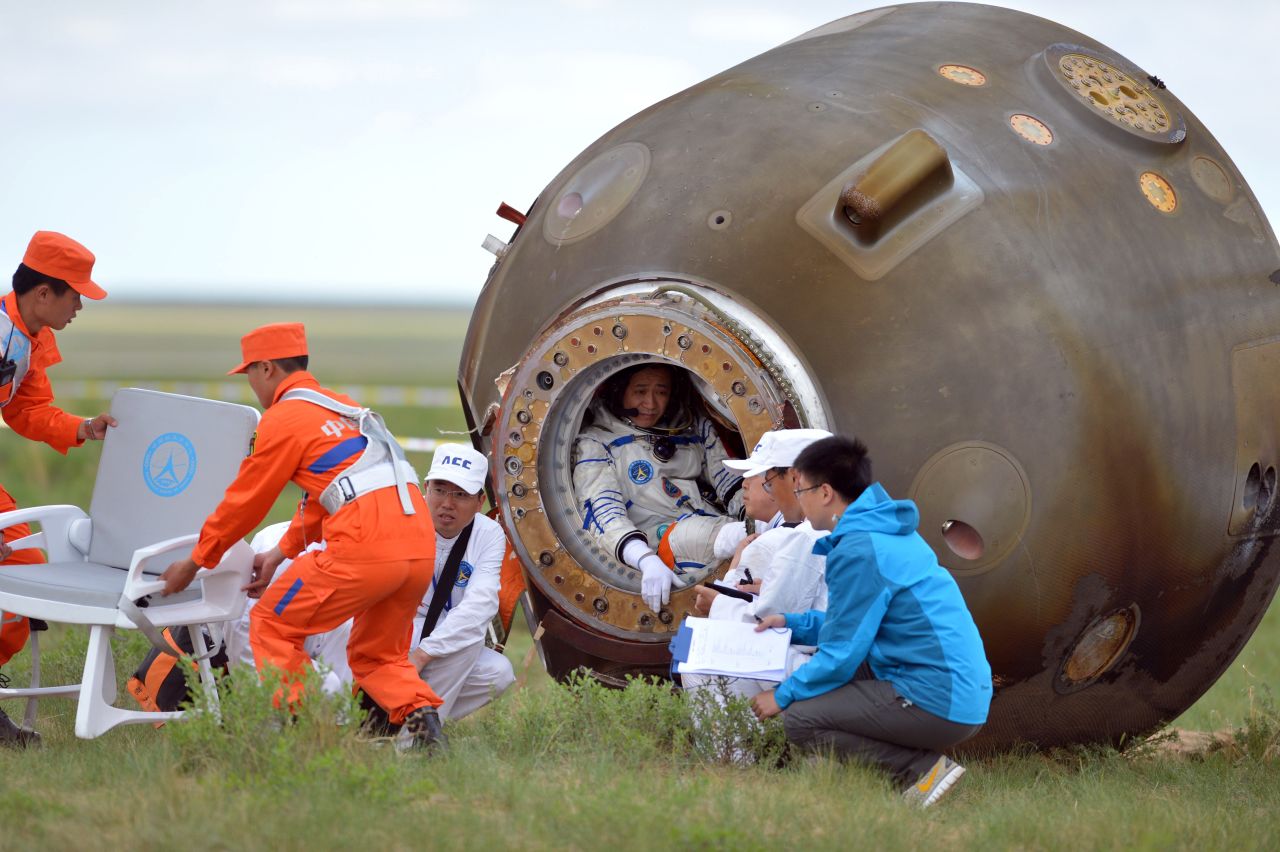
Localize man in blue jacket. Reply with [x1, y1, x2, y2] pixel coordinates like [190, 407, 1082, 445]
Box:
[751, 436, 991, 808]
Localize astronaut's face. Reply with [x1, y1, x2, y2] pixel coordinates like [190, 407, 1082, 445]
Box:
[622, 367, 672, 428]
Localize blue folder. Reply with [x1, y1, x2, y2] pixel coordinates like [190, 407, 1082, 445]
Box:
[669, 618, 693, 677]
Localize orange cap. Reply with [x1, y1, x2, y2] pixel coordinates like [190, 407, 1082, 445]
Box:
[23, 231, 107, 300]
[228, 322, 308, 375]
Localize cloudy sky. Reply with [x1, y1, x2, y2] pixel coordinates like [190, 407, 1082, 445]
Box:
[2, 1, 1275, 304]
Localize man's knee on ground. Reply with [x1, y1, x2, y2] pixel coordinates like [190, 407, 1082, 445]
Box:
[491, 654, 516, 696]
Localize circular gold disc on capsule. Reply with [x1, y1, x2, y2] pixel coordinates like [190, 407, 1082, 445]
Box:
[1139, 171, 1177, 213]
[1059, 53, 1171, 134]
[939, 64, 987, 86]
[1010, 114, 1053, 146]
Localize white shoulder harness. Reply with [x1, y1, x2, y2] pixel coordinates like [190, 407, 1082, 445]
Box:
[281, 387, 419, 516]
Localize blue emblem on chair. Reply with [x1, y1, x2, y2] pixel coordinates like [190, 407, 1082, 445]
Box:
[142, 432, 198, 497]
[456, 561, 473, 588]
[628, 460, 654, 485]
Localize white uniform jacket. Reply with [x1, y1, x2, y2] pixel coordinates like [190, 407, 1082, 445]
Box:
[573, 402, 744, 564]
[414, 513, 507, 659]
[710, 521, 829, 632]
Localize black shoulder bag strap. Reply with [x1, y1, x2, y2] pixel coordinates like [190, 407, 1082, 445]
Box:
[419, 520, 474, 641]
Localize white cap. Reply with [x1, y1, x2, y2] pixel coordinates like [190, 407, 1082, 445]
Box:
[722, 428, 834, 478]
[425, 443, 488, 495]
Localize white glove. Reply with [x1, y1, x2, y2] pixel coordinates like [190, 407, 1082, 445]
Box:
[638, 554, 675, 613]
[621, 538, 681, 612]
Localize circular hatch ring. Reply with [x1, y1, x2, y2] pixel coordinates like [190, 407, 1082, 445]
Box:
[491, 279, 830, 641]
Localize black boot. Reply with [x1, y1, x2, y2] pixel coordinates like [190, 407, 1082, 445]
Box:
[394, 705, 447, 753]
[0, 706, 40, 749]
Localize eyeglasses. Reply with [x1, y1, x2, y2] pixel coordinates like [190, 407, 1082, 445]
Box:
[761, 470, 786, 494]
[792, 484, 823, 498]
[427, 485, 475, 501]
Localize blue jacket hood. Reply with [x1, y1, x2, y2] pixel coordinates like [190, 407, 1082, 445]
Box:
[815, 482, 919, 555]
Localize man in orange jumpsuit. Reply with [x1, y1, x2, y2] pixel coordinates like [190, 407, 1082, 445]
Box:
[159, 322, 446, 750]
[1, 231, 116, 747]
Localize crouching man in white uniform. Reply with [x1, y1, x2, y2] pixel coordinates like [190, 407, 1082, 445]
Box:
[407, 444, 515, 721]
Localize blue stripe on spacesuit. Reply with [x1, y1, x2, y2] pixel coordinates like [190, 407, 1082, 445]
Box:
[583, 494, 628, 532]
[581, 500, 603, 533]
[607, 434, 702, 452]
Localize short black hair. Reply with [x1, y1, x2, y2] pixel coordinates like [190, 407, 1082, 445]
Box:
[270, 355, 309, 373]
[792, 435, 873, 503]
[12, 263, 71, 298]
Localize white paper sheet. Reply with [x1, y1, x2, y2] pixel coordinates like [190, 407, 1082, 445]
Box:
[675, 617, 792, 682]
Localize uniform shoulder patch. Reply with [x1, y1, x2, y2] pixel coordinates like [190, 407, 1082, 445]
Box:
[455, 561, 474, 587]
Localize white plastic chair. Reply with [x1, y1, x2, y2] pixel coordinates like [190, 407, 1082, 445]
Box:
[0, 388, 259, 738]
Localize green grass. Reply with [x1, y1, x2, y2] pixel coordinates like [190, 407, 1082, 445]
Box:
[2, 302, 1279, 848]
[0, 616, 1277, 850]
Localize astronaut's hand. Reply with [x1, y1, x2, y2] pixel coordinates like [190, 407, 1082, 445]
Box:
[638, 554, 674, 613]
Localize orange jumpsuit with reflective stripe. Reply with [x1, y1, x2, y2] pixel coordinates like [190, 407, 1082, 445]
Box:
[190, 370, 441, 721]
[0, 292, 85, 665]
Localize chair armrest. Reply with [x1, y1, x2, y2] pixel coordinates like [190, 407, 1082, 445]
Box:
[119, 538, 254, 630]
[0, 505, 90, 563]
[121, 534, 199, 600]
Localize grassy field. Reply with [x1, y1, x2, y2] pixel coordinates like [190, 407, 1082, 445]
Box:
[1, 301, 1278, 849]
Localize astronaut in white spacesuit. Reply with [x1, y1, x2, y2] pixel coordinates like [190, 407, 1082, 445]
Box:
[573, 363, 745, 612]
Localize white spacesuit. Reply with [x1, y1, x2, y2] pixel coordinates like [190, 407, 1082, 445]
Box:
[573, 399, 744, 587]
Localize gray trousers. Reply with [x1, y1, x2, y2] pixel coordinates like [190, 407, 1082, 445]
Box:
[782, 677, 982, 788]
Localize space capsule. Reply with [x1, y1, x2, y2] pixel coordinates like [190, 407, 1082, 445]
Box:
[458, 3, 1280, 749]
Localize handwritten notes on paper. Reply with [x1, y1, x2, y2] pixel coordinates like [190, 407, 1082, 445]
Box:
[674, 617, 792, 682]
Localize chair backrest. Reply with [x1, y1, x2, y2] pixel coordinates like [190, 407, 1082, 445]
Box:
[87, 388, 260, 568]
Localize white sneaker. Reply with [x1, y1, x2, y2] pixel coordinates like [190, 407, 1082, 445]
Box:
[902, 755, 965, 808]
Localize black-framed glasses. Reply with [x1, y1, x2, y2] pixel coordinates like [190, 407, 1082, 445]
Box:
[761, 470, 786, 494]
[427, 485, 474, 501]
[793, 484, 823, 498]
